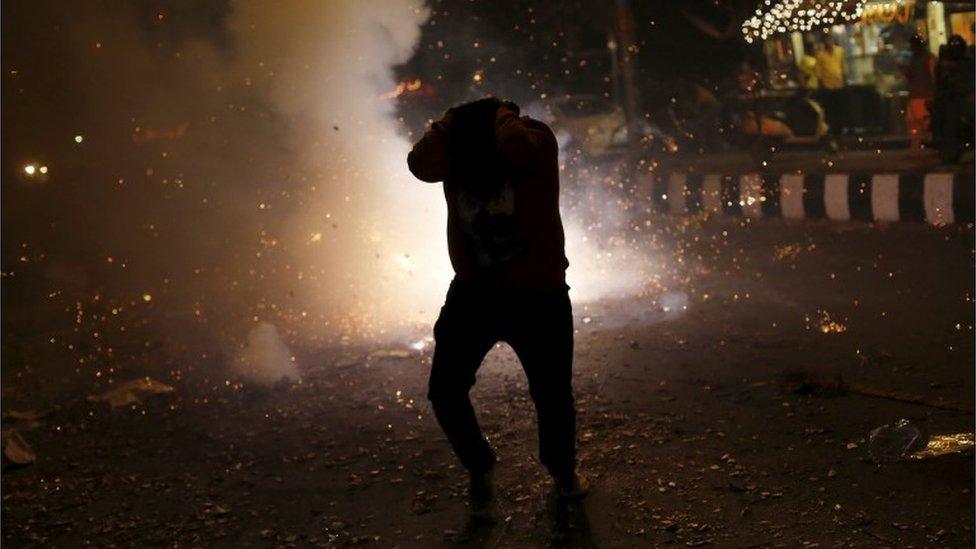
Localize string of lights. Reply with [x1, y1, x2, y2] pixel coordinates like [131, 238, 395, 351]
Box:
[741, 0, 869, 43]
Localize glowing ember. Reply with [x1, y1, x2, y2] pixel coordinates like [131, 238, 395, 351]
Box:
[817, 311, 847, 334]
[774, 243, 802, 261]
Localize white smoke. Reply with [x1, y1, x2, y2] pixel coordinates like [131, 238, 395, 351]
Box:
[226, 1, 452, 339]
[236, 322, 299, 385]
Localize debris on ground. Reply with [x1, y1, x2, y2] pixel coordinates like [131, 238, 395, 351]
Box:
[2, 430, 36, 466]
[869, 419, 928, 462]
[787, 372, 975, 414]
[86, 377, 175, 407]
[909, 433, 975, 460]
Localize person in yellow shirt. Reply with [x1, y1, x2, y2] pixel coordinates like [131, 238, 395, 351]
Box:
[815, 35, 846, 90]
[798, 40, 819, 90]
[814, 34, 846, 135]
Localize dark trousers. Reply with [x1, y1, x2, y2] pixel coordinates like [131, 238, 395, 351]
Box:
[427, 278, 576, 479]
[815, 88, 844, 135]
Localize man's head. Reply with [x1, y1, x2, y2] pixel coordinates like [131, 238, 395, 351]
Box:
[443, 97, 521, 189]
[445, 97, 519, 134]
[947, 34, 967, 59]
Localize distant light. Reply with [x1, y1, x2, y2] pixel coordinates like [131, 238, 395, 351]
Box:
[23, 164, 36, 175]
[39, 166, 48, 174]
[142, 293, 153, 302]
[74, 135, 84, 143]
[410, 340, 426, 351]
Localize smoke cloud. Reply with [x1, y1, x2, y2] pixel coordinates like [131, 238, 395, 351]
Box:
[235, 321, 299, 385]
[221, 1, 451, 339]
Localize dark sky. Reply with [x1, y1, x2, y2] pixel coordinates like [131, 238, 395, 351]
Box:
[394, 0, 753, 131]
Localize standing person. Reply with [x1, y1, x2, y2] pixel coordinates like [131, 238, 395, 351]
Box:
[931, 35, 975, 162]
[406, 97, 586, 520]
[902, 34, 937, 151]
[798, 39, 820, 90]
[815, 34, 845, 90]
[815, 34, 846, 135]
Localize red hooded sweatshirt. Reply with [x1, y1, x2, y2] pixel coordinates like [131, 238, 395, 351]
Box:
[407, 112, 568, 291]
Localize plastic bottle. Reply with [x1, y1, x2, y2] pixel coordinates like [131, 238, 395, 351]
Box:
[868, 419, 929, 462]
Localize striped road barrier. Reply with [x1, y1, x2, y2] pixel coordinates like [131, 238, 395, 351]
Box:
[645, 173, 974, 225]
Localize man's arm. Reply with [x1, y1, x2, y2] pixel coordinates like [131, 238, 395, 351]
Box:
[494, 108, 557, 168]
[407, 116, 451, 183]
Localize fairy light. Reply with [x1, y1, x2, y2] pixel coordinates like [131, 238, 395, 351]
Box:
[741, 0, 867, 43]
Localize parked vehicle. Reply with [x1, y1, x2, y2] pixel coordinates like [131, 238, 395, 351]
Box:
[540, 95, 678, 158]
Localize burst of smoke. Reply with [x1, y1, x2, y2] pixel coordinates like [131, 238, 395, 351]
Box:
[226, 1, 453, 338]
[235, 321, 299, 385]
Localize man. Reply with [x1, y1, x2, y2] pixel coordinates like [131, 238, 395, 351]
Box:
[931, 35, 975, 162]
[902, 34, 936, 151]
[407, 97, 585, 519]
[814, 34, 845, 91]
[814, 34, 846, 135]
[798, 39, 819, 91]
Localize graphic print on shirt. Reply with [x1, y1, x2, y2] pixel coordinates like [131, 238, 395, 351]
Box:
[456, 181, 525, 269]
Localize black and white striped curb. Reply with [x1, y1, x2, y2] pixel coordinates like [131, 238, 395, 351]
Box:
[644, 173, 974, 225]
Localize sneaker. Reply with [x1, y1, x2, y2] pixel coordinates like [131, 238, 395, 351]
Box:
[468, 467, 496, 519]
[554, 473, 589, 501]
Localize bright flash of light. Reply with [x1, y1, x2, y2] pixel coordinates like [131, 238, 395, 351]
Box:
[23, 164, 36, 175]
[74, 135, 84, 143]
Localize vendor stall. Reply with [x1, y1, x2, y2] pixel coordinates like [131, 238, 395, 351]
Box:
[743, 0, 975, 137]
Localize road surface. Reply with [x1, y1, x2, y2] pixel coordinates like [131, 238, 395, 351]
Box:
[2, 216, 973, 547]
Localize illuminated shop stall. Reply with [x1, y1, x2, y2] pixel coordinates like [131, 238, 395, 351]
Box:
[743, 0, 975, 138]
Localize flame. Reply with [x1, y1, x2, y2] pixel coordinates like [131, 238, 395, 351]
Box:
[383, 78, 422, 99]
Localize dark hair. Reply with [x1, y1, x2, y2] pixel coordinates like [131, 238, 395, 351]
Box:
[446, 97, 520, 195]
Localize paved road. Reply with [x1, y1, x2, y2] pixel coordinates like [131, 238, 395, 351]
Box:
[2, 217, 973, 547]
